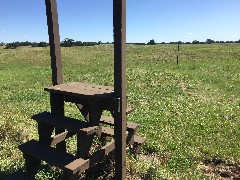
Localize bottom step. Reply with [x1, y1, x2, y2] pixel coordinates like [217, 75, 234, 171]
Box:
[101, 127, 147, 146]
[3, 171, 33, 180]
[19, 140, 89, 174]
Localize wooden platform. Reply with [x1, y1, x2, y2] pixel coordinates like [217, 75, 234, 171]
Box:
[45, 82, 115, 100]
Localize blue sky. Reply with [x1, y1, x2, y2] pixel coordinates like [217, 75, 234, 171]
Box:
[0, 0, 240, 43]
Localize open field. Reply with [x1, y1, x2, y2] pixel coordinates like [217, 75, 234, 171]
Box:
[0, 44, 240, 179]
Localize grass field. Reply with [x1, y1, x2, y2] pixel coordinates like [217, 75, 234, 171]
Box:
[0, 44, 240, 179]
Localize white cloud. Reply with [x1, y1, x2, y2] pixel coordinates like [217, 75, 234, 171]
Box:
[232, 35, 238, 37]
[24, 35, 28, 39]
[188, 32, 193, 35]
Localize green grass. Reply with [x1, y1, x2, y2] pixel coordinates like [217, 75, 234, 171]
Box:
[0, 44, 240, 179]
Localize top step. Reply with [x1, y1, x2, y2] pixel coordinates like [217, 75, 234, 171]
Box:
[45, 82, 116, 100]
[32, 112, 100, 135]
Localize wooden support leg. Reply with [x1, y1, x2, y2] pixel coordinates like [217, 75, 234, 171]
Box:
[100, 133, 110, 146]
[50, 93, 66, 152]
[23, 153, 41, 178]
[132, 143, 141, 155]
[76, 133, 95, 159]
[76, 100, 102, 159]
[61, 172, 79, 180]
[88, 100, 102, 125]
[38, 122, 54, 145]
[126, 129, 135, 146]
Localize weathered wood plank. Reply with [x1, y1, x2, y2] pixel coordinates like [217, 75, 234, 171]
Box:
[19, 140, 89, 174]
[89, 141, 115, 166]
[113, 0, 127, 177]
[45, 0, 63, 86]
[32, 112, 100, 135]
[50, 131, 75, 146]
[44, 83, 116, 100]
[100, 116, 139, 131]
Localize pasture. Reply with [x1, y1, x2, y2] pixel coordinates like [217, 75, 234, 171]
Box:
[0, 44, 240, 179]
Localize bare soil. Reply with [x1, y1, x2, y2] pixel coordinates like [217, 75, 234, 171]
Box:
[199, 158, 240, 179]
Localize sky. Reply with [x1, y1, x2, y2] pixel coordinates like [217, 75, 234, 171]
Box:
[0, 0, 240, 43]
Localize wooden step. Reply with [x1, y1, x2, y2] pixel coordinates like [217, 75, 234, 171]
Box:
[100, 116, 140, 131]
[134, 135, 147, 145]
[32, 112, 100, 135]
[101, 127, 146, 145]
[101, 127, 128, 137]
[3, 171, 33, 180]
[126, 107, 134, 115]
[131, 135, 147, 154]
[19, 140, 89, 174]
[90, 140, 115, 166]
[50, 131, 75, 146]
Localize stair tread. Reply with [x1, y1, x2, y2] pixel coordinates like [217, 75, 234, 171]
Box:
[134, 135, 147, 145]
[32, 112, 99, 135]
[126, 107, 134, 114]
[100, 116, 140, 130]
[19, 140, 89, 174]
[101, 127, 146, 145]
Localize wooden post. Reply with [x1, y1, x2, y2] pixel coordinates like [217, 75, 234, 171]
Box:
[45, 0, 66, 152]
[113, 0, 127, 179]
[177, 43, 180, 64]
[50, 93, 66, 152]
[45, 0, 63, 85]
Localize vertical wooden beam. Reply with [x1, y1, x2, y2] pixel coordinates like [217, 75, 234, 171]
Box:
[46, 0, 66, 153]
[45, 0, 63, 85]
[50, 93, 66, 152]
[113, 0, 127, 179]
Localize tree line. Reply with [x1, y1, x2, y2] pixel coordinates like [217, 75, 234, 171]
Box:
[1, 38, 107, 49]
[142, 39, 240, 45]
[1, 38, 240, 49]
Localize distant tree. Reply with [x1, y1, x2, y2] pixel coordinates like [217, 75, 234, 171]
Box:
[82, 42, 98, 46]
[178, 41, 183, 44]
[185, 42, 191, 44]
[5, 42, 20, 49]
[20, 41, 32, 46]
[38, 41, 48, 47]
[98, 41, 102, 45]
[192, 40, 200, 44]
[0, 42, 5, 46]
[147, 39, 156, 45]
[220, 41, 225, 43]
[31, 42, 38, 47]
[235, 39, 240, 43]
[206, 39, 215, 44]
[61, 38, 75, 47]
[161, 42, 165, 44]
[75, 41, 82, 46]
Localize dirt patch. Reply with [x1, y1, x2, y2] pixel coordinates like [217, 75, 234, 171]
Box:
[199, 157, 240, 179]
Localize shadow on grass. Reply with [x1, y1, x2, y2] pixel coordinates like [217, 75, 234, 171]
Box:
[1, 154, 114, 180]
[2, 152, 157, 179]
